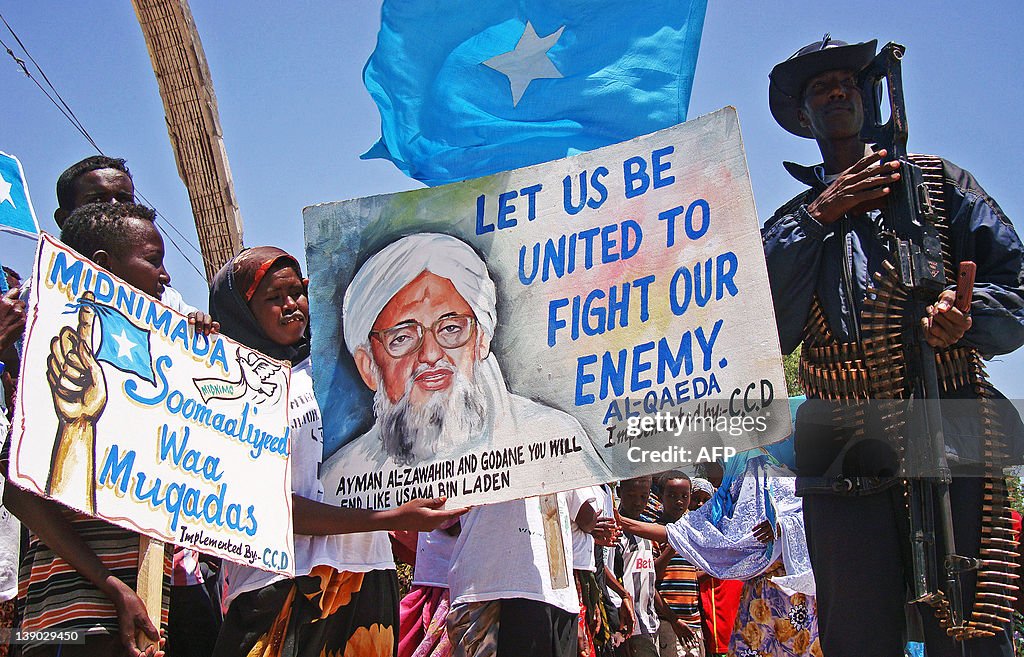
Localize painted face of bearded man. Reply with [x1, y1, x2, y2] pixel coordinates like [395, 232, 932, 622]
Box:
[344, 234, 501, 466]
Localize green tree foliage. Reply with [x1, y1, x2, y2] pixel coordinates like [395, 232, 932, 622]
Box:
[784, 346, 803, 397]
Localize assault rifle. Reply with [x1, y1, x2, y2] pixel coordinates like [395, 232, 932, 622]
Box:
[858, 42, 978, 637]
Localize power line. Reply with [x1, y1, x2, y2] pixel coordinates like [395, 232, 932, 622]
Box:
[134, 190, 206, 260]
[0, 11, 209, 283]
[0, 13, 100, 153]
[0, 33, 99, 152]
[1, 8, 202, 266]
[152, 214, 208, 281]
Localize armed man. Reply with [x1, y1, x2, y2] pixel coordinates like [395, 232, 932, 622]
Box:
[763, 35, 1024, 656]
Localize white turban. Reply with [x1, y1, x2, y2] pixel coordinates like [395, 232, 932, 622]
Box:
[342, 233, 498, 356]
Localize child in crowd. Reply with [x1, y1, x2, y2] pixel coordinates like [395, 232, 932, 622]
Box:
[395, 524, 459, 657]
[52, 157, 222, 657]
[4, 201, 209, 657]
[595, 483, 629, 657]
[651, 472, 702, 657]
[688, 478, 714, 512]
[62, 200, 220, 657]
[612, 476, 659, 657]
[207, 246, 465, 657]
[689, 478, 741, 657]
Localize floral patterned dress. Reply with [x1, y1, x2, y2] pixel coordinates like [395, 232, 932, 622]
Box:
[728, 562, 820, 657]
[212, 566, 398, 657]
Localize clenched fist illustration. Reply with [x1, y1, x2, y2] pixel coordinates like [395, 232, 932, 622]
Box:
[45, 291, 106, 514]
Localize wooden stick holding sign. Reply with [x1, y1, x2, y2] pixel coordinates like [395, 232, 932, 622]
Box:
[135, 536, 164, 652]
[539, 493, 570, 590]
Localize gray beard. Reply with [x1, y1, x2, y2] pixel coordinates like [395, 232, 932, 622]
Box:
[372, 361, 487, 466]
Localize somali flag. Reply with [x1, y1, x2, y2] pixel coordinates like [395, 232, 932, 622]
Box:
[0, 151, 39, 237]
[65, 299, 155, 384]
[362, 0, 708, 186]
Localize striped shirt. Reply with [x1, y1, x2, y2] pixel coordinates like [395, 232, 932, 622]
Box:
[654, 514, 701, 628]
[19, 510, 170, 652]
[643, 491, 663, 523]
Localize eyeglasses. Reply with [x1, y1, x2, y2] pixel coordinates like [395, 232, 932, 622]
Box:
[370, 313, 476, 358]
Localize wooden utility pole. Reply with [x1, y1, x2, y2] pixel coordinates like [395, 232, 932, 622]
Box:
[130, 0, 243, 281]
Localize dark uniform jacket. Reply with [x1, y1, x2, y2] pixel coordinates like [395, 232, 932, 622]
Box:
[762, 157, 1024, 492]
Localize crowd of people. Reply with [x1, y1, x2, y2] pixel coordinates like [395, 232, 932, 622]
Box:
[0, 32, 1022, 657]
[0, 155, 796, 657]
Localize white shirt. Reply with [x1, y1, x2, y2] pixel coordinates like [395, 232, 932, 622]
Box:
[224, 359, 393, 606]
[160, 286, 195, 315]
[412, 529, 457, 588]
[566, 486, 599, 572]
[448, 493, 579, 615]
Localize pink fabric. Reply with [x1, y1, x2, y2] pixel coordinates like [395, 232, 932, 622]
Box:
[171, 547, 203, 587]
[399, 585, 451, 657]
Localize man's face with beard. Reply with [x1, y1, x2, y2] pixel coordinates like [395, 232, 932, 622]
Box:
[354, 271, 491, 464]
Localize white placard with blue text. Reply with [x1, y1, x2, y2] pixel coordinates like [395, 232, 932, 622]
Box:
[10, 235, 295, 575]
[305, 108, 792, 508]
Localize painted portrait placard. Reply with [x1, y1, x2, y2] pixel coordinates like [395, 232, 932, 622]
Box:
[304, 108, 791, 509]
[10, 235, 295, 575]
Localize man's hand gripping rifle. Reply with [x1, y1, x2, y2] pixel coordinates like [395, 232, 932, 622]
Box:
[858, 42, 978, 637]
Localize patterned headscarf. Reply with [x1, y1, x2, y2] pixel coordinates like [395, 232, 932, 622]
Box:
[691, 477, 716, 498]
[209, 246, 310, 364]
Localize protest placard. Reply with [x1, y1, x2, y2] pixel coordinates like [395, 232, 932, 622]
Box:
[304, 108, 791, 509]
[10, 235, 295, 574]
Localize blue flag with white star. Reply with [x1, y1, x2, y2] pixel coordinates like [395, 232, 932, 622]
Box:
[361, 1, 708, 186]
[0, 151, 40, 237]
[65, 299, 155, 384]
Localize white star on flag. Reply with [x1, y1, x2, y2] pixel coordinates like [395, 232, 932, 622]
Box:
[483, 21, 565, 107]
[0, 172, 15, 209]
[111, 329, 137, 361]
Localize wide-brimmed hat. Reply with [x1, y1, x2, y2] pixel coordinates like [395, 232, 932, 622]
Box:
[769, 34, 877, 138]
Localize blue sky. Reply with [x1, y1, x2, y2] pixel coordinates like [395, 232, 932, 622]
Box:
[1, 0, 1022, 396]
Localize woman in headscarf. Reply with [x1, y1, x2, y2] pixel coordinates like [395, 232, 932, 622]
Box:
[699, 450, 818, 657]
[208, 246, 465, 657]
